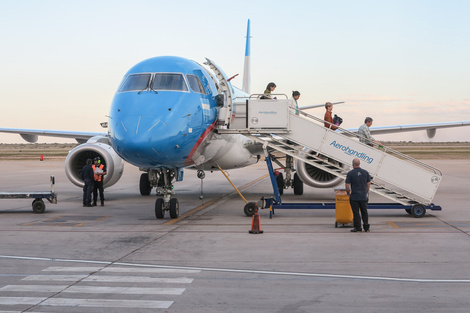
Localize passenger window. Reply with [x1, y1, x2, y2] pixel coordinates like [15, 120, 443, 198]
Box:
[152, 73, 188, 91]
[118, 74, 151, 92]
[187, 74, 206, 94]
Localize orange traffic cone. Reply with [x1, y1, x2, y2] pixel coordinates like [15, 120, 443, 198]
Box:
[40, 154, 44, 161]
[249, 206, 263, 234]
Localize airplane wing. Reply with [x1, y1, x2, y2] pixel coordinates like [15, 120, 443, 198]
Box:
[346, 121, 470, 136]
[0, 128, 106, 144]
[299, 101, 345, 110]
[2, 121, 469, 143]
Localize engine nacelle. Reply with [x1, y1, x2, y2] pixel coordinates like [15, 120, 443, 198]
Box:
[195, 134, 259, 170]
[295, 159, 344, 188]
[65, 137, 124, 188]
[426, 128, 436, 138]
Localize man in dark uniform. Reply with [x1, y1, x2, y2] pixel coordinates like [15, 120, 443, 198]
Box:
[81, 158, 94, 207]
[345, 158, 371, 232]
[92, 157, 106, 206]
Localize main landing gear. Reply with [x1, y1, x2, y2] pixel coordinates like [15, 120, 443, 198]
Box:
[271, 154, 304, 195]
[139, 169, 180, 219]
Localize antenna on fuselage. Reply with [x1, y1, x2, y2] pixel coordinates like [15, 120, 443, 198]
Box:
[242, 19, 251, 94]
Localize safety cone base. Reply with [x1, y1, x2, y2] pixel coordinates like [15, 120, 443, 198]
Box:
[249, 229, 264, 234]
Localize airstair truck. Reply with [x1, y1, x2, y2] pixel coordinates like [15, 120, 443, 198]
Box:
[218, 96, 442, 218]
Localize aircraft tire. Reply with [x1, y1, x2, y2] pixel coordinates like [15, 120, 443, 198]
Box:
[276, 173, 284, 196]
[140, 173, 152, 196]
[169, 198, 179, 219]
[155, 198, 164, 219]
[293, 173, 303, 195]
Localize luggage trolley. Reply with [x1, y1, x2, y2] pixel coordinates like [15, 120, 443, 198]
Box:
[0, 175, 57, 213]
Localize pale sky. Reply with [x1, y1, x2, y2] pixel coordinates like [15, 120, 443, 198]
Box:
[0, 0, 469, 143]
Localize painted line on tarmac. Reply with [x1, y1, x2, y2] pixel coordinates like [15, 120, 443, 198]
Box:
[1, 285, 186, 295]
[43, 266, 200, 273]
[23, 274, 192, 284]
[164, 198, 220, 225]
[164, 173, 269, 225]
[0, 297, 173, 309]
[1, 254, 470, 284]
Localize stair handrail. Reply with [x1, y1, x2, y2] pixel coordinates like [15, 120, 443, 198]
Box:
[297, 110, 442, 177]
[247, 133, 423, 205]
[249, 93, 289, 99]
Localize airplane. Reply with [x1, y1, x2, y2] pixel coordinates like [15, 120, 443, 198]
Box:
[1, 19, 470, 219]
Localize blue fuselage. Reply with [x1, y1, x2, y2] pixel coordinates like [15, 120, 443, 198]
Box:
[108, 56, 219, 169]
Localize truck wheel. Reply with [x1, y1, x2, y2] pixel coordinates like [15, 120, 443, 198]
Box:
[410, 204, 426, 218]
[244, 202, 257, 217]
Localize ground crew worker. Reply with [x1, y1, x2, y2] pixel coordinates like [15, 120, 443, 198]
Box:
[92, 156, 107, 206]
[345, 158, 371, 232]
[81, 158, 94, 207]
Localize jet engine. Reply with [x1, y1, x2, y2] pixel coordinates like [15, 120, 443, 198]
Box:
[295, 158, 344, 188]
[65, 137, 124, 188]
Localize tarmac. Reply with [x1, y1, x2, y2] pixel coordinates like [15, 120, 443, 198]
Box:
[0, 158, 469, 313]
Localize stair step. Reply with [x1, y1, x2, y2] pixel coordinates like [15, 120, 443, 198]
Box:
[245, 128, 433, 206]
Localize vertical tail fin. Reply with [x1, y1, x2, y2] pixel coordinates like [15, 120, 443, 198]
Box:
[242, 19, 251, 94]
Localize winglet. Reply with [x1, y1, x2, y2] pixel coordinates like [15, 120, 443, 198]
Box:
[242, 19, 251, 94]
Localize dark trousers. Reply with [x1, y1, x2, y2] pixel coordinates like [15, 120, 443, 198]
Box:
[93, 180, 104, 205]
[350, 199, 370, 231]
[83, 179, 94, 206]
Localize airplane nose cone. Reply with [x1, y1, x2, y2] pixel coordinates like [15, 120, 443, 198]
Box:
[118, 115, 163, 143]
[110, 114, 189, 167]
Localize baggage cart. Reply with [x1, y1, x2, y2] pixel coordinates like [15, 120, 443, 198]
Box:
[0, 176, 57, 213]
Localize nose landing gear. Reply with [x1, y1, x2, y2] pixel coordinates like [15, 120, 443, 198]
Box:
[155, 195, 179, 219]
[140, 168, 180, 220]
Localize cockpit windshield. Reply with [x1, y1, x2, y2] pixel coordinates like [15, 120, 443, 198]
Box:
[118, 73, 190, 93]
[186, 74, 206, 94]
[152, 73, 188, 91]
[118, 74, 151, 92]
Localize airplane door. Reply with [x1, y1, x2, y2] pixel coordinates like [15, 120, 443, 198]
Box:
[204, 58, 233, 129]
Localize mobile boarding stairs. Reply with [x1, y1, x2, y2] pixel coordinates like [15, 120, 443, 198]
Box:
[217, 96, 442, 218]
